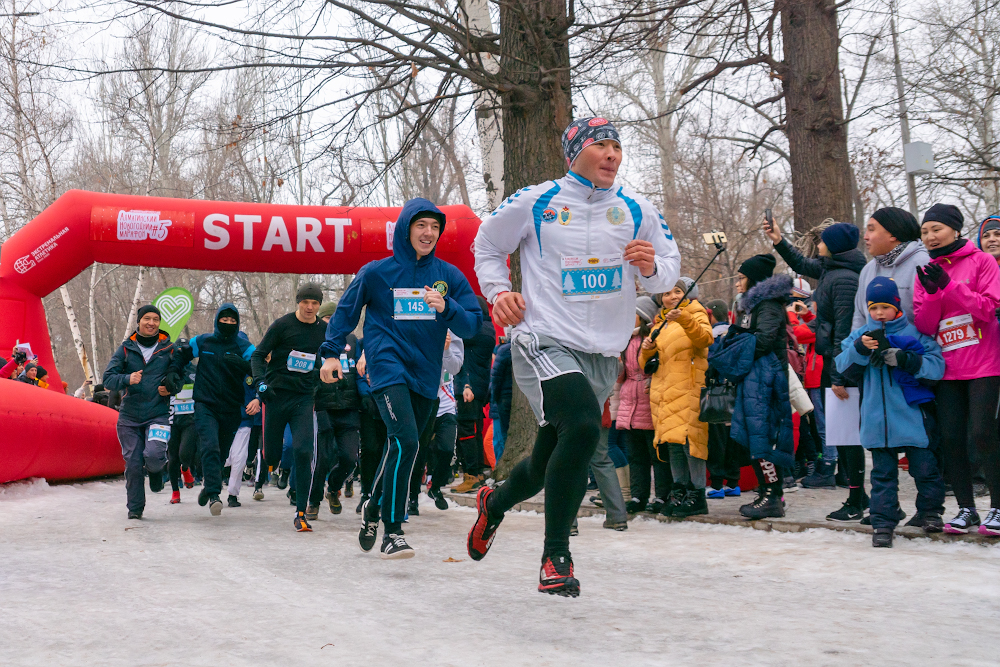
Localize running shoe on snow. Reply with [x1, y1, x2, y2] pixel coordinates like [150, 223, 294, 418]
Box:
[538, 552, 580, 598]
[208, 494, 223, 516]
[305, 505, 319, 521]
[228, 495, 241, 508]
[826, 502, 864, 522]
[977, 508, 1000, 537]
[170, 491, 180, 504]
[723, 485, 741, 497]
[944, 507, 980, 534]
[705, 487, 725, 500]
[327, 489, 342, 514]
[253, 485, 264, 501]
[181, 467, 195, 489]
[359, 498, 379, 552]
[381, 533, 415, 560]
[294, 511, 313, 532]
[127, 510, 143, 520]
[467, 485, 504, 561]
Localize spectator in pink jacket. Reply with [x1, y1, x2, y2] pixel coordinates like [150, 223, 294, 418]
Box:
[618, 296, 672, 514]
[913, 203, 1000, 536]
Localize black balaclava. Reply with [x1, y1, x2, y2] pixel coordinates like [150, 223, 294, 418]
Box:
[217, 307, 239, 340]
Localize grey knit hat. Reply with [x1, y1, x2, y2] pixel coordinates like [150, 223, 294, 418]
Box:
[676, 277, 699, 301]
[636, 296, 658, 324]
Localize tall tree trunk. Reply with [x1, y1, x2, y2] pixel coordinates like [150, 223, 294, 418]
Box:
[89, 265, 102, 382]
[123, 266, 148, 341]
[60, 286, 95, 395]
[463, 0, 504, 210]
[779, 0, 853, 233]
[493, 0, 572, 480]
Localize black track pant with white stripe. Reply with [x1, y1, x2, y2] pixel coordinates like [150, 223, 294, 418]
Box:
[262, 394, 317, 513]
[368, 384, 436, 534]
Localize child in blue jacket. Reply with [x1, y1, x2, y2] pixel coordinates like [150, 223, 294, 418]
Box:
[835, 277, 946, 547]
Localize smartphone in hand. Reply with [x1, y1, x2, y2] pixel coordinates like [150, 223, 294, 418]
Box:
[764, 208, 774, 233]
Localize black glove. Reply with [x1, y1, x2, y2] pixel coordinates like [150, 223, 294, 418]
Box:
[883, 348, 923, 376]
[223, 352, 251, 375]
[12, 349, 27, 365]
[854, 335, 873, 356]
[163, 371, 182, 394]
[917, 264, 950, 294]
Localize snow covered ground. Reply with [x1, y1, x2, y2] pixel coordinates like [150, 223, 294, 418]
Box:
[1, 478, 998, 666]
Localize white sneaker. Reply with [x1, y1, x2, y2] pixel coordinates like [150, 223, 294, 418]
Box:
[978, 508, 1000, 537]
[944, 507, 980, 534]
[380, 533, 415, 560]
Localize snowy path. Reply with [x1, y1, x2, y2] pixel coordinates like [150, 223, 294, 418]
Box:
[1, 479, 998, 666]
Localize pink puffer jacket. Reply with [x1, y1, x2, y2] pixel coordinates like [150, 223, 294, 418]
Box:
[913, 241, 1000, 380]
[616, 335, 654, 431]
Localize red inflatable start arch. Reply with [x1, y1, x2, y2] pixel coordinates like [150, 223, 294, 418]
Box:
[0, 190, 482, 483]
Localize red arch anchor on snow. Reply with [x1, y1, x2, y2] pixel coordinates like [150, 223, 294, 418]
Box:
[0, 190, 482, 483]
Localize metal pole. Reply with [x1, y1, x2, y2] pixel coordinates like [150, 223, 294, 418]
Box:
[890, 3, 919, 217]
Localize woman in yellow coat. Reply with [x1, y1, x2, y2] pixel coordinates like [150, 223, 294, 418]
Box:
[638, 277, 714, 518]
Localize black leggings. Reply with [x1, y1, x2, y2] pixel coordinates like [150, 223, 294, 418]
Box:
[937, 377, 1000, 509]
[489, 373, 602, 556]
[624, 428, 671, 502]
[370, 384, 436, 533]
[458, 416, 485, 474]
[168, 417, 199, 492]
[309, 409, 360, 506]
[838, 446, 866, 502]
[263, 395, 316, 513]
[359, 407, 387, 497]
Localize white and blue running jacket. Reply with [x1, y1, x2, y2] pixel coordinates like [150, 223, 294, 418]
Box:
[474, 171, 681, 356]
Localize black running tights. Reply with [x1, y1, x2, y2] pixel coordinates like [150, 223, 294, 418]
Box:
[936, 377, 1000, 509]
[489, 372, 602, 556]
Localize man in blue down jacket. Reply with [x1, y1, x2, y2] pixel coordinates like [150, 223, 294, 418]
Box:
[319, 197, 483, 559]
[104, 304, 178, 520]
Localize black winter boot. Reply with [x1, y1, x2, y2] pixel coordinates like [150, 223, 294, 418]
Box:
[739, 485, 785, 519]
[673, 487, 709, 518]
[801, 459, 836, 489]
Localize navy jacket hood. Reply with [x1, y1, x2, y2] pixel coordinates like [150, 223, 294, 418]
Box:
[393, 198, 447, 266]
[215, 302, 240, 337]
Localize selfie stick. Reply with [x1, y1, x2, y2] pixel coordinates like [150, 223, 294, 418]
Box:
[651, 233, 728, 341]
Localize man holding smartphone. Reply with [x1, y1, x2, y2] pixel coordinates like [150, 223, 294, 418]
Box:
[469, 117, 681, 597]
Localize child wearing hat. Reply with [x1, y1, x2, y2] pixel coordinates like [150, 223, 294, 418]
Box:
[834, 277, 946, 547]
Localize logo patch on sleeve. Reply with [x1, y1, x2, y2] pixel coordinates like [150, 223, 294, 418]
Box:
[432, 280, 449, 296]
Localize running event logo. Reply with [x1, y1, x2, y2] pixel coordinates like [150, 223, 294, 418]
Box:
[117, 210, 171, 241]
[541, 208, 557, 224]
[90, 207, 195, 247]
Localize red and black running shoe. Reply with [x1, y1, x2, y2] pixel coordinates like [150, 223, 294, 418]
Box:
[467, 486, 503, 561]
[538, 552, 580, 598]
[170, 490, 181, 504]
[181, 467, 194, 489]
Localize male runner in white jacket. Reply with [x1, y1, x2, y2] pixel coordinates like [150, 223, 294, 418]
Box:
[467, 117, 681, 597]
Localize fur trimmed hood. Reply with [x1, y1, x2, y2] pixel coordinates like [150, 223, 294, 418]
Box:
[741, 274, 793, 313]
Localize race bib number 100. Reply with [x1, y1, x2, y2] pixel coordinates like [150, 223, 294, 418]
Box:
[393, 288, 435, 320]
[561, 255, 624, 302]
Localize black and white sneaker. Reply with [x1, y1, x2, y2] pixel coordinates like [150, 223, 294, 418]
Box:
[359, 499, 379, 552]
[826, 502, 864, 522]
[252, 485, 264, 501]
[944, 507, 981, 534]
[380, 533, 415, 560]
[208, 494, 223, 516]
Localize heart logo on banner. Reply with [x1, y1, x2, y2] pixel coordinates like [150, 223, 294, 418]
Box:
[155, 294, 193, 326]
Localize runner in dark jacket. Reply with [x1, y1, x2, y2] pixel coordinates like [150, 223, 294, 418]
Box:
[104, 305, 178, 519]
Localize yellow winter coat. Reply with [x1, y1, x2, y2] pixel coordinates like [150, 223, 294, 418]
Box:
[638, 300, 714, 459]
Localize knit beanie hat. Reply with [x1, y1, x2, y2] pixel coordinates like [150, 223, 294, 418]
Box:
[317, 301, 337, 320]
[791, 277, 813, 299]
[635, 296, 658, 324]
[977, 216, 1000, 249]
[871, 207, 921, 243]
[922, 203, 964, 233]
[866, 276, 901, 312]
[136, 304, 160, 321]
[821, 222, 860, 255]
[561, 117, 621, 168]
[35, 366, 47, 379]
[296, 282, 324, 304]
[738, 254, 777, 287]
[705, 299, 729, 324]
[676, 277, 698, 301]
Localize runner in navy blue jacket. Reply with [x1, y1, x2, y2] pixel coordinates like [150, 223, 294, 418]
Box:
[104, 304, 178, 519]
[170, 303, 257, 516]
[320, 197, 483, 559]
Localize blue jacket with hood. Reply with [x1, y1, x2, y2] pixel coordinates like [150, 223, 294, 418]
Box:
[320, 198, 483, 399]
[835, 312, 944, 449]
[104, 329, 176, 423]
[170, 303, 256, 414]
